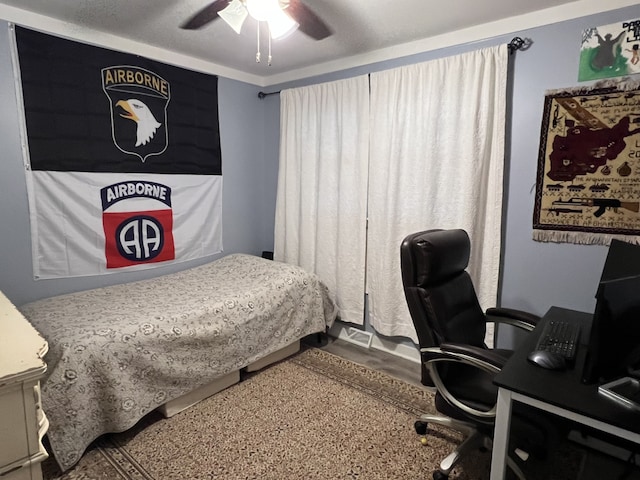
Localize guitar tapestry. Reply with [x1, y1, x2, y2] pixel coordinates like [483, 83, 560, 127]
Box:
[533, 81, 640, 245]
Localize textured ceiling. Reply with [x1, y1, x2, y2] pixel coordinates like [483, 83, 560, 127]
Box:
[0, 0, 636, 86]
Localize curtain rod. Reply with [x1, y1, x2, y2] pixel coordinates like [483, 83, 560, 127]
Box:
[257, 36, 530, 99]
[507, 36, 529, 54]
[257, 91, 279, 99]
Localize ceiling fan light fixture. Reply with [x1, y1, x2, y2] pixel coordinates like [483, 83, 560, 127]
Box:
[245, 0, 297, 39]
[217, 0, 248, 34]
[245, 0, 279, 22]
[266, 7, 298, 39]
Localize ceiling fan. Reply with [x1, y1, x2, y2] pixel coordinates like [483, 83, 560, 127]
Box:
[181, 0, 332, 41]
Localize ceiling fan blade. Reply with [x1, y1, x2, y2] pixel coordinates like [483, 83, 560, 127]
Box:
[286, 0, 332, 40]
[181, 0, 231, 30]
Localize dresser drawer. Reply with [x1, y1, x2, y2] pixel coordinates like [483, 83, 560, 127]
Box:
[0, 380, 42, 469]
[0, 462, 43, 480]
[0, 291, 48, 480]
[0, 384, 31, 468]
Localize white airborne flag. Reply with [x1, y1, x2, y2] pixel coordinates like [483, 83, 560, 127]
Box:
[14, 26, 223, 278]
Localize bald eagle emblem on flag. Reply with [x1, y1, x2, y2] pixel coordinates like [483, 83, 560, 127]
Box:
[102, 66, 170, 162]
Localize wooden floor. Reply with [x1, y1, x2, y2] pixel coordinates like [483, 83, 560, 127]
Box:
[307, 334, 423, 387]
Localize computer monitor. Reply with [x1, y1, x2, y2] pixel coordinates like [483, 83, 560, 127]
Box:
[582, 239, 640, 384]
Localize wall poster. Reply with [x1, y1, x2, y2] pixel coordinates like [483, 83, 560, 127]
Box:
[533, 82, 640, 245]
[579, 19, 640, 82]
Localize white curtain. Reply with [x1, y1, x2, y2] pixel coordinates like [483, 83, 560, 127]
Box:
[366, 44, 509, 342]
[274, 75, 370, 324]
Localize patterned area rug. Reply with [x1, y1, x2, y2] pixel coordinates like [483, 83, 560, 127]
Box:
[42, 347, 583, 480]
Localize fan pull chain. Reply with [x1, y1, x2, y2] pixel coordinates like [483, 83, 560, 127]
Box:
[255, 21, 273, 66]
[256, 22, 261, 63]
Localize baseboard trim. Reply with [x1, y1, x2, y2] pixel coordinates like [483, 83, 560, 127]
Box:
[328, 322, 421, 364]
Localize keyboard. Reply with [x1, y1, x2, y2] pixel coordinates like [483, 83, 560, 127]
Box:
[534, 319, 581, 363]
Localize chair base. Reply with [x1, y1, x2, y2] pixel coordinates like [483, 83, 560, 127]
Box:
[416, 412, 483, 478]
[415, 413, 527, 480]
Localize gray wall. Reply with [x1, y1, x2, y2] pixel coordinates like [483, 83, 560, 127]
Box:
[1, 5, 636, 332]
[0, 24, 274, 306]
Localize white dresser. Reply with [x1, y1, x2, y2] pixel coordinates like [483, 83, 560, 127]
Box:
[0, 291, 49, 480]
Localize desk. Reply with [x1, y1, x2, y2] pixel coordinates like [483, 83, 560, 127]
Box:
[490, 306, 640, 480]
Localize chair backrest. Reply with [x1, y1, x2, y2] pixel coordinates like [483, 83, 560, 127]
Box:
[400, 229, 487, 352]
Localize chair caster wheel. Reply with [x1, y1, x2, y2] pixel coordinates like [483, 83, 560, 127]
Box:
[433, 471, 449, 480]
[414, 420, 428, 435]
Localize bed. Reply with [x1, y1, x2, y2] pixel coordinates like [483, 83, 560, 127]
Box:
[19, 253, 337, 472]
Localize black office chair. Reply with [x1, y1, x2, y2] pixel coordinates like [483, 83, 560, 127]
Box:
[400, 229, 553, 480]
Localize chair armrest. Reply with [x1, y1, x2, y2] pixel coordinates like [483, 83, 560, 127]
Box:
[486, 307, 541, 331]
[421, 343, 508, 371]
[440, 342, 510, 369]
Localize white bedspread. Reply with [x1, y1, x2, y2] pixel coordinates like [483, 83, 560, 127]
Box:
[20, 254, 337, 471]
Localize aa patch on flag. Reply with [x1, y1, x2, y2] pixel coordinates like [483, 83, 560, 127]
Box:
[101, 181, 175, 268]
[103, 210, 175, 268]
